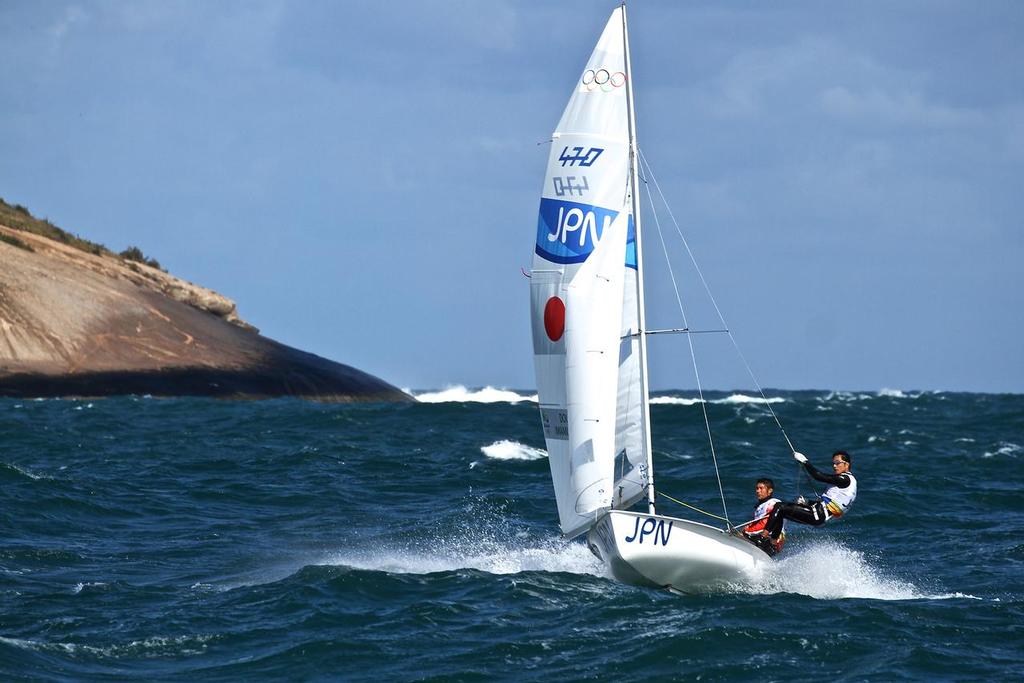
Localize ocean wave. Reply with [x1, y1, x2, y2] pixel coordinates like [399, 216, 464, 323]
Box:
[878, 388, 926, 399]
[0, 633, 216, 659]
[408, 386, 537, 404]
[983, 442, 1021, 458]
[819, 391, 868, 402]
[650, 396, 704, 405]
[715, 394, 785, 405]
[878, 388, 908, 398]
[0, 461, 48, 481]
[480, 440, 547, 461]
[650, 394, 784, 406]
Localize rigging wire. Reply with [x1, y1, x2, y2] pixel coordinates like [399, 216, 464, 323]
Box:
[640, 160, 731, 527]
[656, 490, 731, 524]
[638, 148, 798, 457]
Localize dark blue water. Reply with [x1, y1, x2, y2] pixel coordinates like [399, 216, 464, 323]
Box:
[2, 389, 1022, 680]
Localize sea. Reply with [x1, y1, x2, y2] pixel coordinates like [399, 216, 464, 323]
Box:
[1, 388, 1021, 681]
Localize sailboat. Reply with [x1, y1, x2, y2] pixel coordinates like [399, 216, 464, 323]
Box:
[529, 5, 772, 593]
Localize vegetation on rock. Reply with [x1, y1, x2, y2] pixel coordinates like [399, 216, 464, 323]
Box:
[0, 197, 162, 270]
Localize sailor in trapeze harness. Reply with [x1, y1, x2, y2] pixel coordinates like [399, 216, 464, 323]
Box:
[764, 450, 857, 544]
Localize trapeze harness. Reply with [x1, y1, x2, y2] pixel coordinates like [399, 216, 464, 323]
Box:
[815, 468, 858, 521]
[765, 465, 857, 542]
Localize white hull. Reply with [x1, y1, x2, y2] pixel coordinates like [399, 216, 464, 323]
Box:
[586, 510, 771, 593]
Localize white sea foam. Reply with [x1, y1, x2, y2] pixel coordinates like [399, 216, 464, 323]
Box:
[650, 394, 784, 406]
[0, 634, 215, 658]
[983, 442, 1021, 458]
[409, 386, 537, 404]
[323, 538, 606, 578]
[734, 539, 969, 601]
[715, 394, 785, 405]
[2, 462, 47, 480]
[820, 391, 874, 402]
[480, 440, 547, 461]
[71, 581, 107, 594]
[650, 396, 704, 405]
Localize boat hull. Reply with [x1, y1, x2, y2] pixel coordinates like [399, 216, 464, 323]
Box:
[586, 510, 771, 593]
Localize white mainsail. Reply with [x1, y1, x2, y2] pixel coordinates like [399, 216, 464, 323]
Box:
[531, 6, 775, 591]
[531, 7, 649, 538]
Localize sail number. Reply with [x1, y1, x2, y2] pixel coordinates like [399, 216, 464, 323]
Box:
[624, 516, 673, 545]
[535, 198, 619, 265]
[547, 204, 613, 247]
[558, 146, 603, 167]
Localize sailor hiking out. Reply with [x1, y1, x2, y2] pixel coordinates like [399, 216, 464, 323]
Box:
[738, 478, 785, 557]
[764, 450, 857, 542]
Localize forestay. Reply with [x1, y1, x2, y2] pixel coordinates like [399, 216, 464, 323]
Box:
[530, 7, 649, 539]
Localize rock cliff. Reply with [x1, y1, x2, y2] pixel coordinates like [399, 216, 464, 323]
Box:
[0, 206, 409, 402]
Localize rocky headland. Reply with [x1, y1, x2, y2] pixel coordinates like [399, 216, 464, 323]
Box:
[0, 200, 410, 402]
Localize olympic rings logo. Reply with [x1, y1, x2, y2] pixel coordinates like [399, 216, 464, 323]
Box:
[582, 68, 626, 92]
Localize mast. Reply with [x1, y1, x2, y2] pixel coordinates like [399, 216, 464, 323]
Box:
[621, 4, 656, 515]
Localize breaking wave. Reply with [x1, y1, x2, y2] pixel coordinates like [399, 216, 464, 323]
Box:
[650, 396, 704, 406]
[651, 394, 784, 405]
[480, 440, 547, 461]
[983, 442, 1021, 458]
[715, 393, 785, 405]
[409, 386, 537, 404]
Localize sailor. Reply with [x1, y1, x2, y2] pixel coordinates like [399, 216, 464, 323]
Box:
[739, 478, 785, 556]
[764, 450, 857, 543]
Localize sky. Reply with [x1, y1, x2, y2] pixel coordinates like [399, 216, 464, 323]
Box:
[1, 1, 1022, 393]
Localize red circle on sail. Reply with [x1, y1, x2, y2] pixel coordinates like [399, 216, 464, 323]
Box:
[544, 297, 565, 342]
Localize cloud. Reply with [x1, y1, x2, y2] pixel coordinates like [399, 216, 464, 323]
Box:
[49, 5, 88, 43]
[820, 86, 983, 128]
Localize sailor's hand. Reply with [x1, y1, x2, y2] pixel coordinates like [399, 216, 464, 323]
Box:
[795, 495, 807, 505]
[793, 451, 808, 464]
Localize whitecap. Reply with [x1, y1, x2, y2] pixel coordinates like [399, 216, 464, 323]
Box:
[650, 396, 704, 405]
[983, 442, 1021, 458]
[409, 386, 537, 404]
[480, 440, 547, 461]
[879, 388, 923, 399]
[713, 393, 785, 405]
[818, 391, 865, 402]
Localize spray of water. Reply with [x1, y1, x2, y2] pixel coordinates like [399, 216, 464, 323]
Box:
[732, 539, 973, 600]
